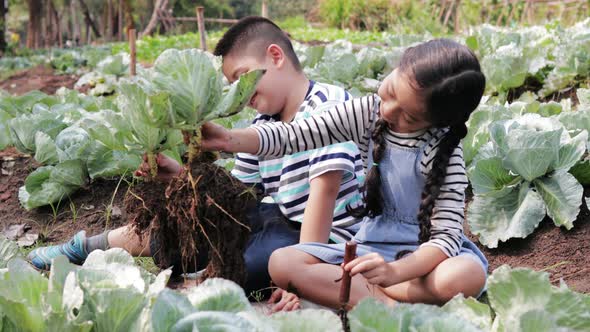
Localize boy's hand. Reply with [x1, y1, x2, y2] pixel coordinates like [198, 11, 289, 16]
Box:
[134, 153, 182, 182]
[343, 253, 396, 288]
[201, 122, 230, 151]
[268, 288, 301, 313]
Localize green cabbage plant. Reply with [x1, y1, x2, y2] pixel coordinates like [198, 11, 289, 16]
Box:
[467, 113, 587, 247]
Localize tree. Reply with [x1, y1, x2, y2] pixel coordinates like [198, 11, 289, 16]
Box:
[230, 0, 258, 18]
[70, 0, 81, 44]
[26, 0, 43, 49]
[44, 0, 53, 48]
[122, 0, 134, 31]
[0, 0, 7, 54]
[78, 0, 100, 39]
[140, 0, 166, 37]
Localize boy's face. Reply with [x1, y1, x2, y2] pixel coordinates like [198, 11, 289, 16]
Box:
[221, 45, 289, 116]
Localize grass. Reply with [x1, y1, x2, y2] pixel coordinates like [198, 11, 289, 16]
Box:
[69, 199, 79, 224]
[540, 260, 572, 272]
[104, 171, 128, 232]
[0, 68, 22, 81]
[19, 238, 48, 258]
[134, 256, 161, 275]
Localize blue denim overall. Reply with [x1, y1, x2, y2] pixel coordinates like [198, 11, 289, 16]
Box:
[292, 134, 488, 290]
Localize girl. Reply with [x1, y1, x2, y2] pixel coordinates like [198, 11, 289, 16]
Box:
[201, 39, 488, 309]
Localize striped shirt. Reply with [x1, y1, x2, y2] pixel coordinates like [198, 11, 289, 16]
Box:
[252, 94, 468, 257]
[232, 81, 365, 243]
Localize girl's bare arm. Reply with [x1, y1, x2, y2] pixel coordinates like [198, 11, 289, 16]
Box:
[201, 122, 260, 153]
[299, 170, 343, 243]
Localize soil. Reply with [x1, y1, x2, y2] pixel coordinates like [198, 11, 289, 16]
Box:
[125, 180, 168, 242]
[541, 86, 580, 105]
[505, 76, 582, 105]
[466, 199, 590, 294]
[0, 65, 80, 95]
[0, 148, 129, 247]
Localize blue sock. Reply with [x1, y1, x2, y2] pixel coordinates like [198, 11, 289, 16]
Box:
[28, 231, 91, 270]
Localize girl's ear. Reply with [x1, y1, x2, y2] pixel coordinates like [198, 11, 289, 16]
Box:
[265, 44, 286, 68]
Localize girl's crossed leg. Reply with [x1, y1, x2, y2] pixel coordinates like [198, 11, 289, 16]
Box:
[268, 247, 395, 309]
[382, 255, 486, 305]
[268, 247, 485, 309]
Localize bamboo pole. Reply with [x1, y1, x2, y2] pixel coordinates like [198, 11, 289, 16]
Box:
[196, 6, 206, 51]
[129, 28, 136, 76]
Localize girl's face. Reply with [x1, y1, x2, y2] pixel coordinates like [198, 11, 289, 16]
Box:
[377, 68, 431, 133]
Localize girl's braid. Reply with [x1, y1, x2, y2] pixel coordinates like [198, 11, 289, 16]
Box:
[348, 118, 389, 218]
[417, 123, 467, 243]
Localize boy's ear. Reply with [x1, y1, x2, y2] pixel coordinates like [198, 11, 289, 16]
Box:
[266, 44, 286, 68]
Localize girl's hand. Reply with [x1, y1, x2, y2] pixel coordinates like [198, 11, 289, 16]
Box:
[268, 288, 301, 313]
[201, 122, 230, 151]
[134, 153, 182, 182]
[344, 253, 396, 288]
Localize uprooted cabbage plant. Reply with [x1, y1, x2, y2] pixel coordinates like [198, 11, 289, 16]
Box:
[117, 49, 264, 285]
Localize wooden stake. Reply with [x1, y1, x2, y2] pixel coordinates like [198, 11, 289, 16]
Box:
[129, 28, 136, 76]
[338, 241, 357, 332]
[339, 241, 357, 306]
[196, 6, 206, 51]
[261, 0, 268, 18]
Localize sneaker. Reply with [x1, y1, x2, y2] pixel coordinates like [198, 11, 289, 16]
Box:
[28, 231, 89, 270]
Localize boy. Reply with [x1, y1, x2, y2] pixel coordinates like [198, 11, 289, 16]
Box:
[28, 16, 364, 307]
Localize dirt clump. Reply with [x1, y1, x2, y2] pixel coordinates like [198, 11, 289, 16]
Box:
[129, 153, 255, 286]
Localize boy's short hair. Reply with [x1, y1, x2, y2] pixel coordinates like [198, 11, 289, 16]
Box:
[213, 16, 302, 71]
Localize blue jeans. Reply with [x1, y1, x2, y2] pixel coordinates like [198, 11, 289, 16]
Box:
[150, 202, 301, 298]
